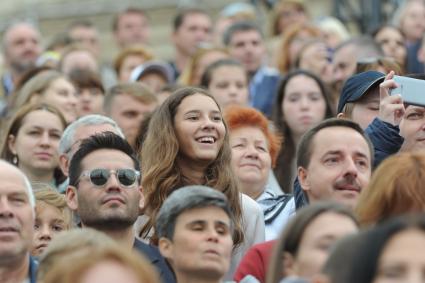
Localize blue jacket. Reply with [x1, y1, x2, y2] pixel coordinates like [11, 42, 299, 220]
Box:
[249, 66, 281, 118]
[29, 256, 38, 283]
[133, 238, 176, 283]
[293, 118, 404, 209]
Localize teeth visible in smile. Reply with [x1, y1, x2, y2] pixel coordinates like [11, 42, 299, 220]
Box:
[197, 137, 215, 143]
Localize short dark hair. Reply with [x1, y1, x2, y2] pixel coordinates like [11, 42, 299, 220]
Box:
[112, 7, 148, 32]
[69, 132, 140, 187]
[222, 21, 263, 46]
[155, 185, 234, 240]
[200, 58, 245, 88]
[173, 8, 209, 32]
[296, 118, 374, 169]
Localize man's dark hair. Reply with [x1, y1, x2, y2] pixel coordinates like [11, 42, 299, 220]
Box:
[112, 7, 149, 32]
[296, 118, 374, 169]
[173, 8, 209, 32]
[222, 21, 263, 46]
[69, 132, 140, 187]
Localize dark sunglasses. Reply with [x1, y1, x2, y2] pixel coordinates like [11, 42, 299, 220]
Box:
[78, 168, 140, 187]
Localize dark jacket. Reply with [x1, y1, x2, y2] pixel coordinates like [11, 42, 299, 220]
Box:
[133, 238, 176, 283]
[29, 256, 38, 283]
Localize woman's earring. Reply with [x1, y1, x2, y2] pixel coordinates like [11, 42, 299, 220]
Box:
[12, 155, 18, 165]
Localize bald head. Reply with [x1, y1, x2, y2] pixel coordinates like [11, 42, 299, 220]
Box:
[2, 22, 41, 75]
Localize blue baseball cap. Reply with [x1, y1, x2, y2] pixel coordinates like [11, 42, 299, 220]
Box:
[337, 71, 385, 113]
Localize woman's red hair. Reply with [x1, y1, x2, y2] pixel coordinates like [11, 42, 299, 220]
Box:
[224, 105, 283, 167]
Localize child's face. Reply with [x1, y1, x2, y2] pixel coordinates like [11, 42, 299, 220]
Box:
[32, 202, 69, 256]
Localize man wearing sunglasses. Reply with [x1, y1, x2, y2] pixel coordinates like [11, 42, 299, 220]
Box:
[65, 132, 175, 283]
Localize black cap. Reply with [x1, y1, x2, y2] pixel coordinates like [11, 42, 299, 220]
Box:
[337, 71, 385, 113]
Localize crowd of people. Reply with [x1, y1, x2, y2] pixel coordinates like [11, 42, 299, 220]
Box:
[1, 0, 425, 282]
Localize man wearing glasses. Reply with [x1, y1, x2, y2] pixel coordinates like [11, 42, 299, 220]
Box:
[65, 132, 175, 283]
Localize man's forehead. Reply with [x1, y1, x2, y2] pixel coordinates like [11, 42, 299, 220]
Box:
[311, 127, 370, 155]
[80, 149, 133, 169]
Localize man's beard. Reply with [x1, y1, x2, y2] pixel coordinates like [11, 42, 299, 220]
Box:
[77, 197, 139, 231]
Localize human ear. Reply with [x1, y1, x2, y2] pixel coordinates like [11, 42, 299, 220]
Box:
[158, 237, 173, 260]
[283, 252, 296, 277]
[298, 166, 311, 193]
[65, 186, 78, 211]
[7, 134, 17, 155]
[336, 112, 346, 119]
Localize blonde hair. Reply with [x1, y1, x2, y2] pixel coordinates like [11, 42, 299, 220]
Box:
[38, 228, 116, 281]
[42, 236, 160, 283]
[34, 186, 73, 229]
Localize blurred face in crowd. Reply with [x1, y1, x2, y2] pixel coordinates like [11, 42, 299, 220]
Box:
[32, 202, 69, 256]
[0, 162, 34, 262]
[138, 72, 168, 93]
[208, 65, 249, 108]
[282, 74, 327, 139]
[108, 94, 157, 147]
[374, 26, 407, 66]
[172, 12, 212, 56]
[69, 26, 100, 57]
[373, 229, 425, 283]
[276, 4, 308, 34]
[118, 54, 146, 82]
[114, 11, 150, 48]
[159, 206, 233, 281]
[298, 42, 332, 83]
[174, 94, 226, 167]
[66, 149, 142, 229]
[3, 23, 41, 74]
[228, 29, 265, 73]
[349, 88, 380, 130]
[285, 212, 358, 280]
[333, 44, 356, 92]
[399, 0, 425, 43]
[400, 105, 425, 152]
[76, 87, 104, 117]
[192, 50, 229, 86]
[79, 260, 143, 283]
[298, 126, 372, 209]
[61, 50, 99, 76]
[8, 110, 63, 178]
[40, 77, 78, 124]
[230, 126, 271, 199]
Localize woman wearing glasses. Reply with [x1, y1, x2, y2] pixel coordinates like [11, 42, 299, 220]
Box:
[0, 103, 67, 188]
[140, 87, 265, 279]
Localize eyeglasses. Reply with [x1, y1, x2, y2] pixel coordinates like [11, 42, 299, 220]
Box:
[78, 168, 140, 187]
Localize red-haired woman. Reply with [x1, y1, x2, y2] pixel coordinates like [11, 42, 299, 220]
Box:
[224, 105, 295, 240]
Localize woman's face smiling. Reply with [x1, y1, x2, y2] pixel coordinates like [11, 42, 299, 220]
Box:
[174, 93, 226, 166]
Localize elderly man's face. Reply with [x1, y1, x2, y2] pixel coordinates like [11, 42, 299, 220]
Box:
[159, 206, 233, 281]
[0, 163, 34, 261]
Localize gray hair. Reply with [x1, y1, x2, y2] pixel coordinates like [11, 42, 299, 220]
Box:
[155, 185, 234, 240]
[58, 114, 125, 157]
[0, 160, 35, 209]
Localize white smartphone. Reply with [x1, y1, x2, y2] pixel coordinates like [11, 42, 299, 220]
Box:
[390, 75, 425, 107]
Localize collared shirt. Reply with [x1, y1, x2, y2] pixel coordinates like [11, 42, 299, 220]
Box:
[256, 188, 295, 240]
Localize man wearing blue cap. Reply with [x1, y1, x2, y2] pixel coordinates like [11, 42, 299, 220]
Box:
[336, 71, 405, 166]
